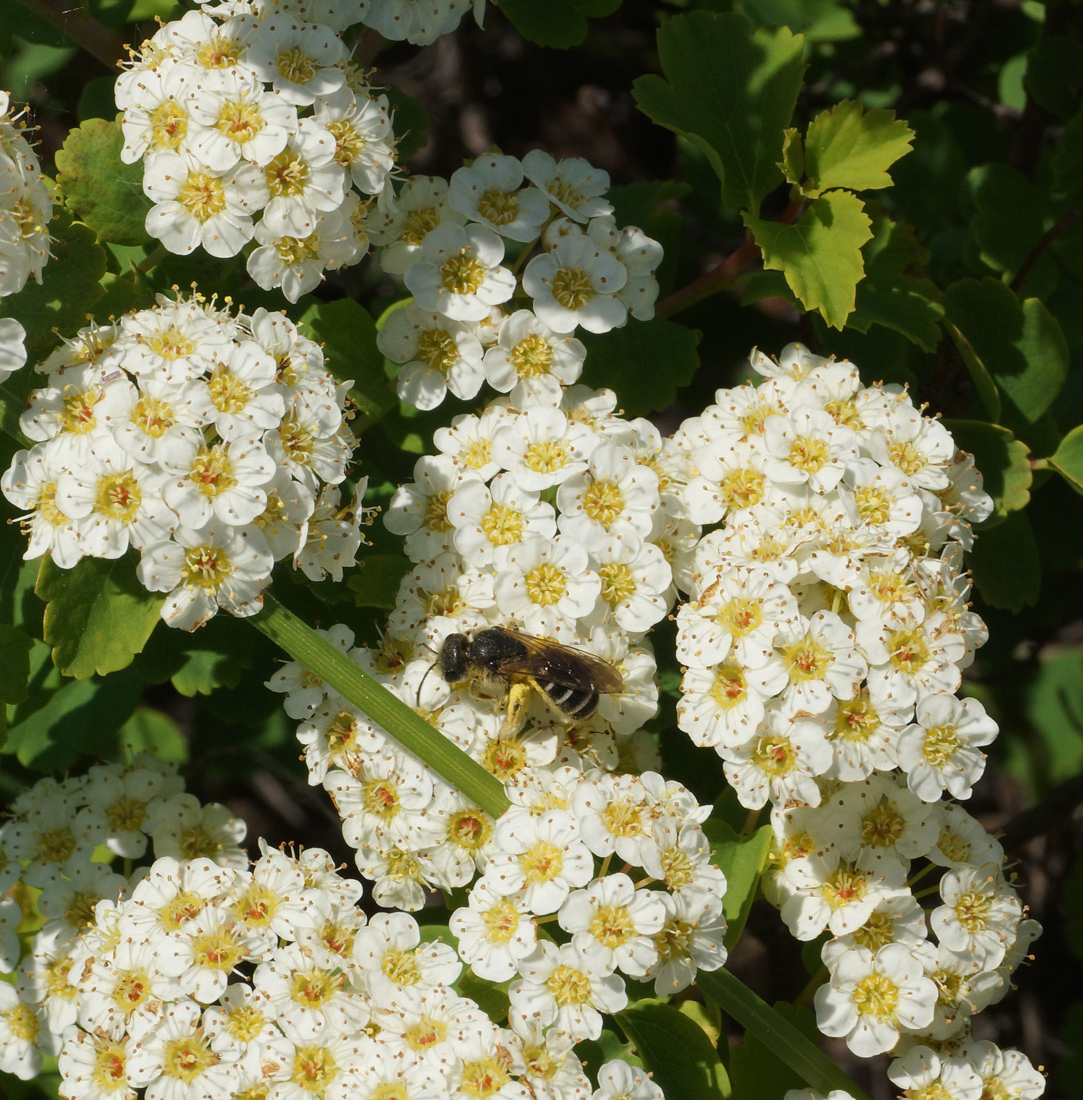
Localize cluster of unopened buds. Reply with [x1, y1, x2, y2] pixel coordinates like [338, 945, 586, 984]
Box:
[660, 345, 1043, 1088]
[1, 293, 367, 629]
[0, 90, 52, 298]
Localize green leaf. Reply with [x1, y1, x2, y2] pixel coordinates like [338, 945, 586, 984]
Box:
[117, 706, 188, 762]
[617, 999, 731, 1100]
[5, 666, 144, 769]
[633, 11, 805, 213]
[728, 1002, 821, 1100]
[702, 818, 773, 951]
[966, 163, 1045, 280]
[778, 127, 804, 186]
[348, 554, 411, 610]
[0, 207, 107, 361]
[54, 117, 153, 247]
[739, 0, 860, 42]
[943, 278, 1069, 428]
[696, 969, 869, 1100]
[37, 555, 164, 680]
[0, 623, 33, 705]
[745, 190, 872, 329]
[1049, 424, 1083, 498]
[802, 99, 914, 197]
[968, 509, 1041, 613]
[1025, 33, 1083, 120]
[943, 322, 1002, 422]
[848, 204, 943, 351]
[943, 420, 1032, 518]
[1020, 649, 1083, 790]
[300, 299, 396, 424]
[498, 0, 589, 46]
[579, 318, 700, 416]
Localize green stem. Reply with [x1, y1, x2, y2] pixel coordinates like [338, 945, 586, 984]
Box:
[136, 242, 169, 275]
[10, 0, 126, 69]
[0, 383, 30, 448]
[250, 594, 511, 820]
[698, 968, 871, 1100]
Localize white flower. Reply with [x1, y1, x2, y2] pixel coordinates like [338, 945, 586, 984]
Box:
[57, 1022, 134, 1100]
[362, 0, 471, 44]
[313, 86, 396, 195]
[138, 525, 275, 628]
[523, 231, 628, 334]
[378, 303, 486, 410]
[814, 942, 938, 1057]
[0, 982, 41, 1080]
[449, 880, 537, 982]
[54, 433, 174, 557]
[521, 150, 613, 223]
[761, 408, 859, 494]
[510, 937, 626, 1041]
[370, 175, 464, 275]
[556, 441, 659, 543]
[557, 874, 666, 977]
[929, 863, 1022, 971]
[449, 154, 551, 242]
[145, 794, 248, 867]
[493, 535, 601, 640]
[721, 703, 832, 809]
[492, 406, 597, 492]
[483, 309, 586, 399]
[161, 437, 275, 528]
[447, 473, 556, 566]
[1, 442, 86, 568]
[245, 17, 346, 105]
[897, 694, 997, 802]
[593, 1059, 664, 1100]
[589, 535, 672, 635]
[143, 149, 265, 257]
[0, 316, 26, 382]
[675, 567, 798, 670]
[403, 222, 516, 322]
[259, 118, 346, 237]
[187, 67, 297, 170]
[484, 808, 595, 915]
[586, 215, 663, 321]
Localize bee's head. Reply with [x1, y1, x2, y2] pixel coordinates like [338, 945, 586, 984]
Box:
[436, 633, 473, 684]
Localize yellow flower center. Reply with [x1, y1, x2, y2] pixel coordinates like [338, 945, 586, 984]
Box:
[550, 266, 594, 310]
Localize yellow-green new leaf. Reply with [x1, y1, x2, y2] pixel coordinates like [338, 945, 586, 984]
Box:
[803, 99, 914, 197]
[745, 191, 872, 328]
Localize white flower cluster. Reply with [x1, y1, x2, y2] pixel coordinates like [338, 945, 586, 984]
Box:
[267, 378, 727, 1055]
[663, 345, 1041, 1075]
[117, 4, 394, 301]
[0, 91, 52, 297]
[1, 293, 365, 629]
[0, 757, 246, 1080]
[0, 763, 657, 1100]
[374, 152, 661, 409]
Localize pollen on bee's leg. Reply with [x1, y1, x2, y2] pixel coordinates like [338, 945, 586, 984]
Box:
[501, 680, 533, 734]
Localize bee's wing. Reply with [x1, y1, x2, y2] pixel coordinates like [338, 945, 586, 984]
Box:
[494, 629, 624, 694]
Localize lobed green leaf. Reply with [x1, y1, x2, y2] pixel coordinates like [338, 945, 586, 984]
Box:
[54, 117, 153, 247]
[37, 554, 164, 680]
[702, 817, 773, 951]
[802, 99, 914, 197]
[633, 11, 805, 214]
[1049, 425, 1083, 499]
[0, 623, 33, 705]
[745, 190, 872, 329]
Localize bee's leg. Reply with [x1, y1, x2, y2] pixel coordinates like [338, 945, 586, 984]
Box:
[500, 681, 533, 734]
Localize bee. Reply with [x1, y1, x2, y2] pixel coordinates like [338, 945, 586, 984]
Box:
[435, 627, 624, 734]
